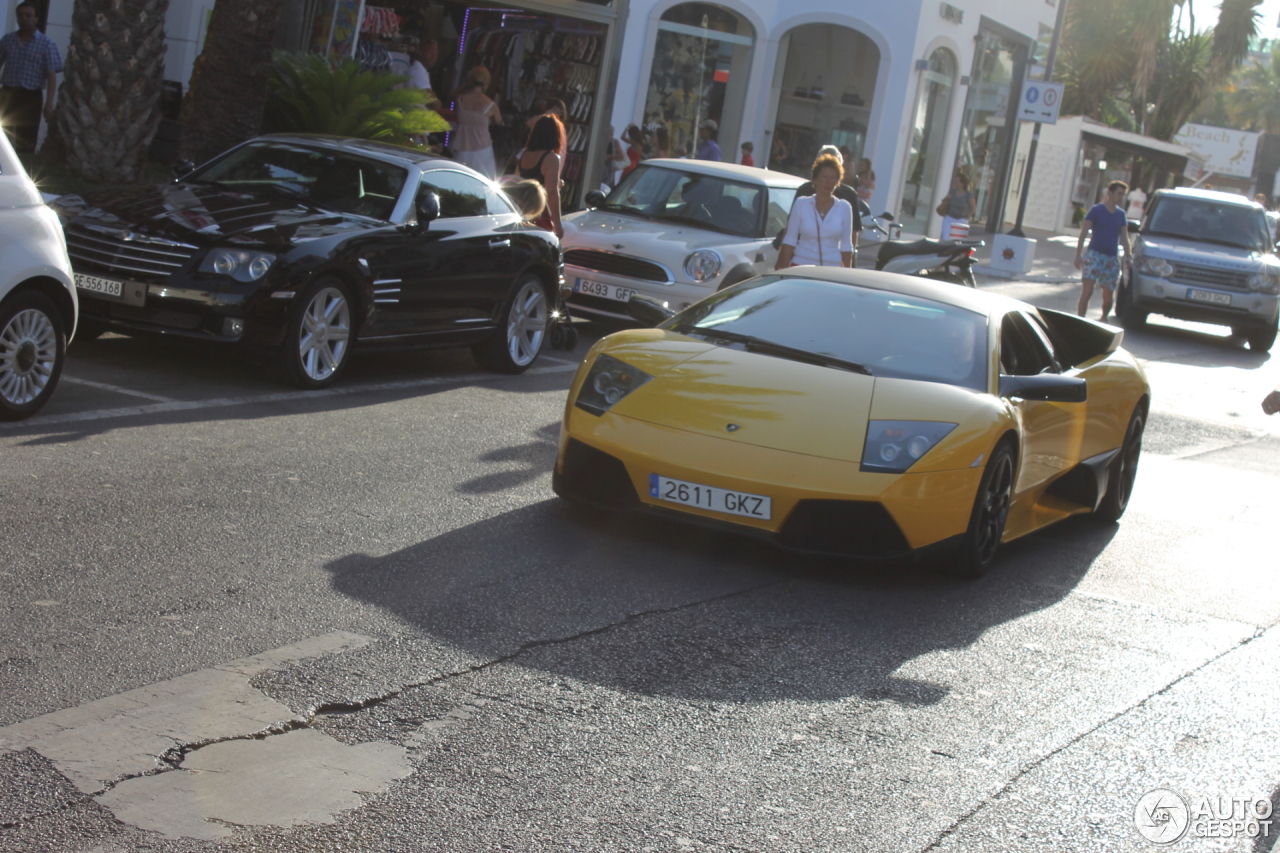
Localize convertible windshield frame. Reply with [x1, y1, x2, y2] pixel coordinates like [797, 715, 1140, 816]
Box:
[603, 164, 767, 238]
[664, 275, 989, 390]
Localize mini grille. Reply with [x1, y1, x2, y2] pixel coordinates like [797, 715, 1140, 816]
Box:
[564, 249, 672, 283]
[1171, 263, 1249, 292]
[66, 225, 199, 282]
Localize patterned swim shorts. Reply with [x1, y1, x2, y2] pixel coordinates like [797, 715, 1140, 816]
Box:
[1082, 249, 1121, 288]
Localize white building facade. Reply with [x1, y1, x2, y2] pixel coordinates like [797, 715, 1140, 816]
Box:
[608, 0, 1060, 236]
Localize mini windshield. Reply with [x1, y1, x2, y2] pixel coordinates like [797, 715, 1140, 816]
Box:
[192, 142, 409, 221]
[1145, 196, 1272, 252]
[602, 164, 765, 237]
[665, 276, 988, 390]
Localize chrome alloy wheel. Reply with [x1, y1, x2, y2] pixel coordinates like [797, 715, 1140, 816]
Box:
[505, 279, 547, 367]
[0, 307, 57, 406]
[298, 286, 351, 382]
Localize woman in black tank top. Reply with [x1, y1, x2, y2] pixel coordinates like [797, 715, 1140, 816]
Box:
[517, 115, 565, 237]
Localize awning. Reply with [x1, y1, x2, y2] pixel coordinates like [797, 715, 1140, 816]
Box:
[1078, 118, 1194, 172]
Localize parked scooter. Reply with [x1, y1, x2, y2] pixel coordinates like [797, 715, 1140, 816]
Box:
[875, 237, 984, 287]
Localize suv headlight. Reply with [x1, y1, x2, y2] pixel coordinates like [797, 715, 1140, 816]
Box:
[575, 354, 653, 416]
[200, 249, 276, 282]
[1138, 256, 1174, 278]
[1247, 270, 1280, 294]
[861, 421, 957, 473]
[684, 249, 723, 283]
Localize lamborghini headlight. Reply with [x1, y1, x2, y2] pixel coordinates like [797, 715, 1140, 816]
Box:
[1138, 256, 1174, 278]
[575, 354, 653, 416]
[684, 249, 723, 283]
[200, 249, 277, 282]
[861, 421, 957, 473]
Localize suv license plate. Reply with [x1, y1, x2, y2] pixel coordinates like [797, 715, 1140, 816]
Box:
[1187, 288, 1231, 306]
[649, 474, 771, 520]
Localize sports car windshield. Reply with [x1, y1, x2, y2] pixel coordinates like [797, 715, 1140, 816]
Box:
[665, 277, 988, 391]
[601, 164, 765, 237]
[191, 142, 409, 221]
[1145, 197, 1272, 251]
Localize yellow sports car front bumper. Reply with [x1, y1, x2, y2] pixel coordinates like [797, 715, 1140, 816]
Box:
[555, 408, 984, 558]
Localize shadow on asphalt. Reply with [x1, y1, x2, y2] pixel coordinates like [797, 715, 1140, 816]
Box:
[324, 487, 1115, 706]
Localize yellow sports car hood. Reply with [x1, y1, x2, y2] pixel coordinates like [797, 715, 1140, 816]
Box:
[604, 334, 876, 463]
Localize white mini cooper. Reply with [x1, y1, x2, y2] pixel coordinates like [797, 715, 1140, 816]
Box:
[561, 160, 804, 320]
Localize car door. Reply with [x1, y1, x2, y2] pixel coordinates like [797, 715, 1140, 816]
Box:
[999, 311, 1083, 498]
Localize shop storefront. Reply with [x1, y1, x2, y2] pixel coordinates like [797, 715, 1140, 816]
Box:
[897, 47, 957, 234]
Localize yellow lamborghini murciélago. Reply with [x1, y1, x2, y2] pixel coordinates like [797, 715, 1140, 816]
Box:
[553, 269, 1150, 576]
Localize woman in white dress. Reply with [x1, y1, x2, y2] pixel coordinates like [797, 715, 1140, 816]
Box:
[452, 66, 503, 179]
[776, 153, 855, 269]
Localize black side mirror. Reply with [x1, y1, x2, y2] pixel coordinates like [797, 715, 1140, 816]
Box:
[584, 190, 607, 208]
[999, 373, 1087, 403]
[1127, 219, 1141, 233]
[626, 294, 675, 327]
[416, 191, 440, 227]
[171, 160, 195, 182]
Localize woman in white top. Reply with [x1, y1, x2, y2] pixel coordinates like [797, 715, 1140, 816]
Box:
[452, 66, 503, 179]
[776, 153, 854, 269]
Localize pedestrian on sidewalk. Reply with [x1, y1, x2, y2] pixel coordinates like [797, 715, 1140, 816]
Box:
[0, 1, 62, 154]
[452, 66, 502, 179]
[695, 119, 721, 162]
[1074, 180, 1132, 322]
[936, 173, 975, 241]
[775, 152, 854, 270]
[791, 145, 861, 257]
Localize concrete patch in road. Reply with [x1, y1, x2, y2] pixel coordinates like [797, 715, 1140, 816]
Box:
[97, 728, 411, 841]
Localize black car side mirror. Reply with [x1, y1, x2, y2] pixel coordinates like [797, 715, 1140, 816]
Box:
[1127, 219, 1141, 233]
[417, 191, 440, 226]
[171, 160, 195, 182]
[626, 294, 675, 327]
[999, 373, 1087, 403]
[584, 190, 607, 208]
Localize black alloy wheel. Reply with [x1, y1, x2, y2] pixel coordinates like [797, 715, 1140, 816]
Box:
[0, 290, 67, 421]
[946, 441, 1016, 579]
[1097, 406, 1145, 522]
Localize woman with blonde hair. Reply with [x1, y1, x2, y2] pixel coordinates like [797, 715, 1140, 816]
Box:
[501, 179, 548, 221]
[775, 153, 855, 269]
[453, 65, 503, 178]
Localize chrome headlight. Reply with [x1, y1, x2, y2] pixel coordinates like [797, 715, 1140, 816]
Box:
[684, 249, 723, 283]
[200, 249, 277, 282]
[861, 421, 957, 473]
[1138, 256, 1174, 278]
[1247, 270, 1280, 294]
[575, 354, 653, 416]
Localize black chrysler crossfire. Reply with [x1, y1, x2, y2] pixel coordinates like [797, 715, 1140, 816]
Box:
[53, 135, 563, 387]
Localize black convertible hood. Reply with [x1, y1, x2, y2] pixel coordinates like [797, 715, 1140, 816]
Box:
[57, 182, 379, 249]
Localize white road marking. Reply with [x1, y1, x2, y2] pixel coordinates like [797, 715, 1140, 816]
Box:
[1, 361, 580, 431]
[59, 375, 177, 403]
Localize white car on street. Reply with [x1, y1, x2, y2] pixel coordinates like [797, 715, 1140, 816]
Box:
[0, 133, 77, 420]
[561, 160, 804, 321]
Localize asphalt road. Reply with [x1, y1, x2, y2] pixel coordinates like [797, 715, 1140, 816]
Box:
[1, 277, 1279, 853]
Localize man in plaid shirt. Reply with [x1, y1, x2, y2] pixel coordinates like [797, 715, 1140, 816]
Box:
[0, 1, 62, 153]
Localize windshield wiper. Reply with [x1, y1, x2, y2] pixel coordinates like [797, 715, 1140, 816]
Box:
[659, 214, 737, 234]
[685, 327, 873, 375]
[598, 203, 653, 219]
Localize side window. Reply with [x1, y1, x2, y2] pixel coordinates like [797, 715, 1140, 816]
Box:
[483, 182, 517, 217]
[1000, 312, 1056, 376]
[767, 188, 796, 235]
[418, 170, 491, 218]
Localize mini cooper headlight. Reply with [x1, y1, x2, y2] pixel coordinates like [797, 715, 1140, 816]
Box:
[1247, 270, 1280, 294]
[200, 249, 277, 282]
[1138, 256, 1174, 278]
[575, 354, 653, 416]
[684, 249, 723, 283]
[861, 421, 957, 474]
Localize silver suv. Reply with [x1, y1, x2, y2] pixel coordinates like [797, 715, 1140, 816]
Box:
[1118, 188, 1280, 352]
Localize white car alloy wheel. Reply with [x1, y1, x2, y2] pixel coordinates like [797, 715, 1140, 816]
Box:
[297, 285, 351, 383]
[505, 278, 547, 368]
[0, 292, 65, 420]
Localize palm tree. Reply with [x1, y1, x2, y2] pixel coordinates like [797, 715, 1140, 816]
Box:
[178, 0, 284, 166]
[56, 0, 170, 183]
[1225, 45, 1280, 133]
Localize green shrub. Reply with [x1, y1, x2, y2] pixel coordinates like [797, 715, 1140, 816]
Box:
[264, 52, 450, 144]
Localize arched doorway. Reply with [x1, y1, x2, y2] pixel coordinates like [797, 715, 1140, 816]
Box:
[768, 24, 879, 178]
[641, 3, 755, 161]
[898, 48, 957, 234]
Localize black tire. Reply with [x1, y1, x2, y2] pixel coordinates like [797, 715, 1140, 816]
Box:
[472, 274, 548, 374]
[945, 441, 1016, 579]
[1097, 406, 1145, 523]
[278, 277, 354, 389]
[1246, 324, 1277, 353]
[0, 290, 67, 421]
[1115, 277, 1147, 330]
